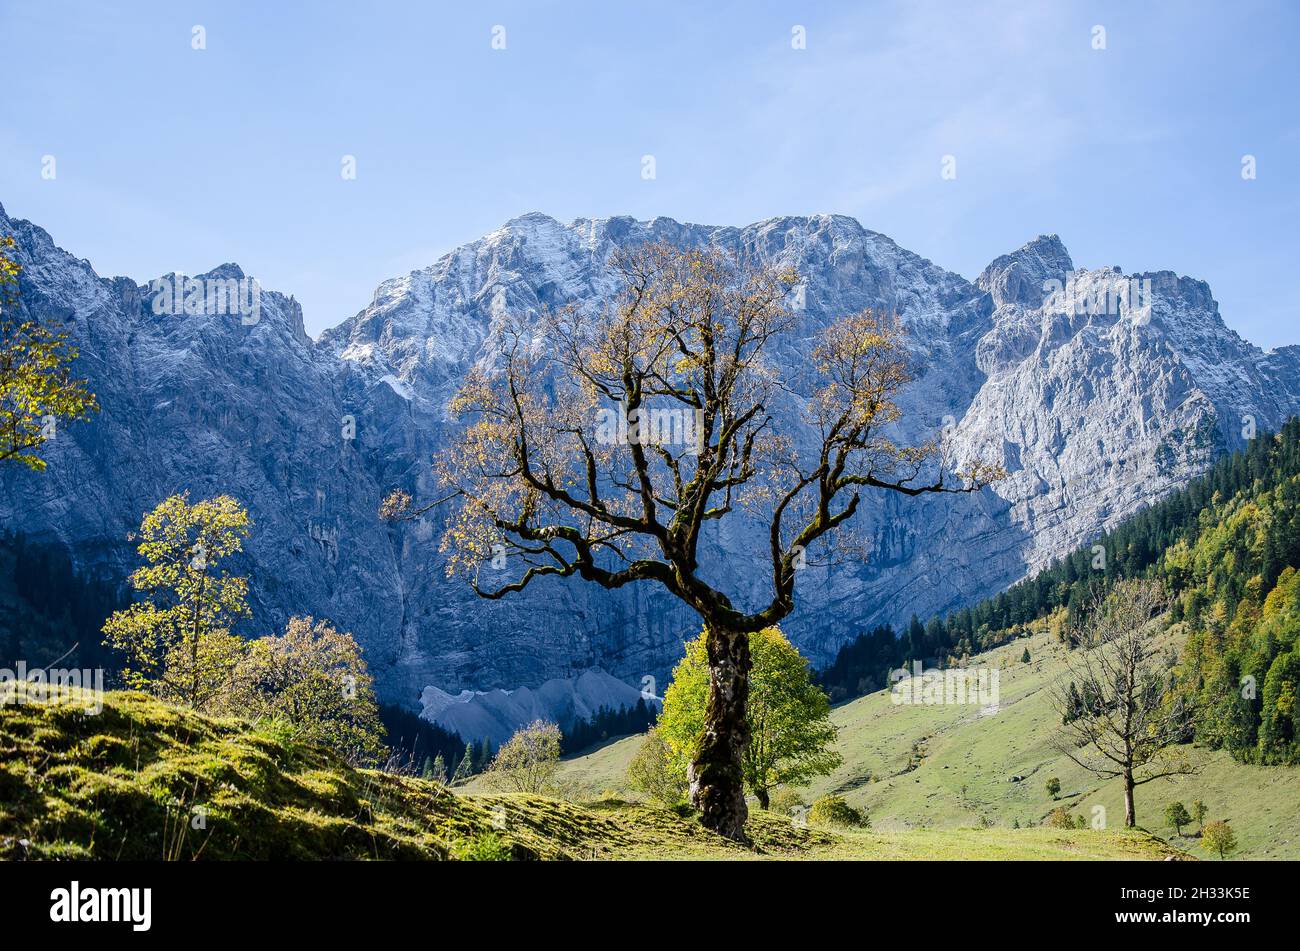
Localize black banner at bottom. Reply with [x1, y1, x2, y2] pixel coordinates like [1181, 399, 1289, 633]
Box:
[0, 858, 1276, 937]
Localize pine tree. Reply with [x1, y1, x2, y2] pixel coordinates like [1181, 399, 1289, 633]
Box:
[451, 742, 475, 785]
[430, 753, 448, 784]
[906, 614, 925, 661]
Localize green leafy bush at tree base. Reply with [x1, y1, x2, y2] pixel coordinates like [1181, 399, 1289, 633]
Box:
[659, 626, 842, 810]
[808, 794, 869, 828]
[625, 728, 687, 806]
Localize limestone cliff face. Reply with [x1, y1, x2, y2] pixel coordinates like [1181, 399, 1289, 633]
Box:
[2, 204, 1295, 705]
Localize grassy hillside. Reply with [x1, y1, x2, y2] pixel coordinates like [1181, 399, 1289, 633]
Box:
[0, 682, 1185, 860]
[554, 627, 1300, 859]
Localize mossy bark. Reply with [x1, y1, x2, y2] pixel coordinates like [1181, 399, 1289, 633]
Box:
[688, 625, 751, 842]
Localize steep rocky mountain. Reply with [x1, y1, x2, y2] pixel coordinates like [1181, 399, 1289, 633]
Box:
[2, 202, 1297, 709]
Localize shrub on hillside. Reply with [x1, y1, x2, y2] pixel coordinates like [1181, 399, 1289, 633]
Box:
[1045, 806, 1075, 829]
[483, 720, 562, 793]
[625, 728, 687, 806]
[808, 794, 868, 828]
[227, 615, 385, 765]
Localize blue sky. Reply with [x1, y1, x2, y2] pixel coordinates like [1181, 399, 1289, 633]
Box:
[1, 0, 1297, 345]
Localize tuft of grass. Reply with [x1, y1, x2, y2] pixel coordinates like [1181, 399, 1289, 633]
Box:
[448, 830, 513, 861]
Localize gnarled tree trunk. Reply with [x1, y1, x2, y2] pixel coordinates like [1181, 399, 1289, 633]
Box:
[688, 625, 751, 842]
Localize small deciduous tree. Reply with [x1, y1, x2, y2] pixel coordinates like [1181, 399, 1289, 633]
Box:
[1164, 801, 1191, 836]
[1050, 579, 1196, 827]
[385, 243, 998, 840]
[658, 626, 842, 810]
[1191, 798, 1208, 832]
[102, 494, 250, 711]
[484, 720, 562, 793]
[625, 726, 688, 806]
[0, 236, 98, 469]
[228, 616, 385, 765]
[1201, 819, 1237, 860]
[1045, 776, 1061, 799]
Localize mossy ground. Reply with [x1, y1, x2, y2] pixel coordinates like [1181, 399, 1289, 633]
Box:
[0, 684, 826, 860]
[0, 683, 1188, 860]
[1, 684, 470, 859]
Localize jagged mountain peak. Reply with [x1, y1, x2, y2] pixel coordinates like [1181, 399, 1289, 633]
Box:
[197, 262, 247, 282]
[322, 211, 986, 394]
[443, 211, 923, 273]
[978, 234, 1075, 309]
